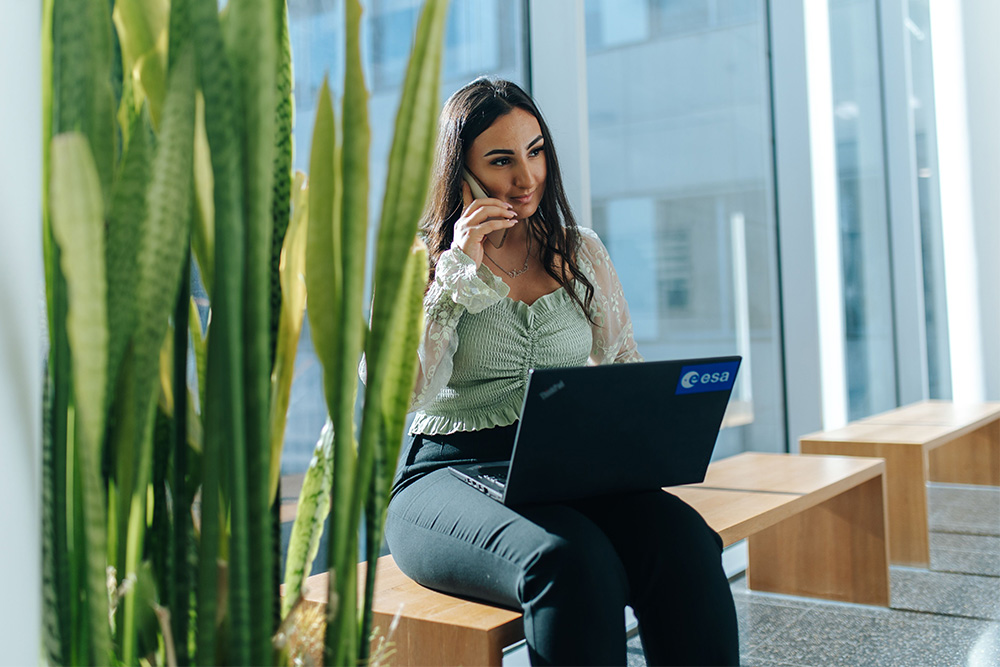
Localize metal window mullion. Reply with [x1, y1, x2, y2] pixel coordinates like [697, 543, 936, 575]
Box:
[879, 0, 930, 406]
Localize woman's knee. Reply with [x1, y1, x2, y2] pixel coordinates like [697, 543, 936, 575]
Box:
[518, 530, 628, 608]
[637, 491, 723, 555]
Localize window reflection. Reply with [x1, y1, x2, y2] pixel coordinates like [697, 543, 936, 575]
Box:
[585, 0, 782, 455]
[829, 0, 897, 419]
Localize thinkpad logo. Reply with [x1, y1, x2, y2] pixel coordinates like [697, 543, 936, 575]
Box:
[539, 380, 566, 400]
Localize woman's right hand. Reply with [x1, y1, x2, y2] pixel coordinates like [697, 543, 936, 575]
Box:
[452, 181, 519, 268]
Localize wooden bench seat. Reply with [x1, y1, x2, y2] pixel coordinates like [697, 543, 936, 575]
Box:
[800, 400, 1000, 567]
[857, 399, 999, 486]
[291, 452, 889, 666]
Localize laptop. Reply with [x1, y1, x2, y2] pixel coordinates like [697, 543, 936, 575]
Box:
[448, 356, 741, 506]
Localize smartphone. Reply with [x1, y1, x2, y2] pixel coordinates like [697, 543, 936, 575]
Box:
[462, 168, 507, 248]
[462, 168, 490, 199]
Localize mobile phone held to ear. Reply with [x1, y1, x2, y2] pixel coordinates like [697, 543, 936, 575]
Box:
[462, 168, 490, 200]
[462, 167, 508, 249]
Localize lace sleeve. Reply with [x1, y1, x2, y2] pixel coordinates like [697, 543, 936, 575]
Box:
[408, 245, 510, 410]
[576, 227, 644, 365]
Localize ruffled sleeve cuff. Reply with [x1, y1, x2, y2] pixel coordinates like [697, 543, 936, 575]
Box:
[424, 245, 510, 327]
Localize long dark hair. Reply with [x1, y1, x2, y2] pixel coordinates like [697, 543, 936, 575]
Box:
[421, 77, 596, 319]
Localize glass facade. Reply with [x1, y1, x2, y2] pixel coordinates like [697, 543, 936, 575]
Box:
[584, 0, 784, 456]
[828, 0, 897, 419]
[275, 0, 962, 472]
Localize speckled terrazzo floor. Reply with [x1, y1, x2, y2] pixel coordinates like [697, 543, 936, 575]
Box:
[619, 482, 1000, 667]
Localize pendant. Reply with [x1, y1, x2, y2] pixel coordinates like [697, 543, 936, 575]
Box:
[507, 264, 529, 278]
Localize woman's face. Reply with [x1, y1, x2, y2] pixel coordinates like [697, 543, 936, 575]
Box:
[465, 107, 547, 220]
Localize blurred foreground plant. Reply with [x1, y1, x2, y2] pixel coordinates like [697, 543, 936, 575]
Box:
[42, 0, 447, 663]
[43, 0, 297, 663]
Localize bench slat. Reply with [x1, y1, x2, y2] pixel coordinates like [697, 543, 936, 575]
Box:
[697, 452, 884, 497]
[858, 399, 1000, 428]
[801, 422, 961, 450]
[672, 487, 804, 546]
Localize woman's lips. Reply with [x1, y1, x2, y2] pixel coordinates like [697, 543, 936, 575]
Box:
[510, 192, 533, 205]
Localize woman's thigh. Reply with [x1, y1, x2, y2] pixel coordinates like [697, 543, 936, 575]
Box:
[385, 468, 628, 610]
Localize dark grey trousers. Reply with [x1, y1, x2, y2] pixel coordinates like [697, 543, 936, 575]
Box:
[384, 425, 740, 666]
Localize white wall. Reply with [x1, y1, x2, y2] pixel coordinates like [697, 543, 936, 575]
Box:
[961, 0, 1000, 400]
[0, 1, 42, 665]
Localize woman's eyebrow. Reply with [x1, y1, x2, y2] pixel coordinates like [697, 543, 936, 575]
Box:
[483, 135, 544, 157]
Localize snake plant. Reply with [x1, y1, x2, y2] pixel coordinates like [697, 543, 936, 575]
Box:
[42, 0, 446, 664]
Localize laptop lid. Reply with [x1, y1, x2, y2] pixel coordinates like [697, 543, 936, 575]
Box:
[500, 356, 741, 506]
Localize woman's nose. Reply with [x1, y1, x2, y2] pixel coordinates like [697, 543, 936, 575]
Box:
[512, 162, 536, 189]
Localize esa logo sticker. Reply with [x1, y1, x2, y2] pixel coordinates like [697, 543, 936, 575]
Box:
[675, 361, 739, 395]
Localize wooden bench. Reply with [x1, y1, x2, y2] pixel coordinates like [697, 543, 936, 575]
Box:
[290, 452, 890, 666]
[800, 400, 1000, 567]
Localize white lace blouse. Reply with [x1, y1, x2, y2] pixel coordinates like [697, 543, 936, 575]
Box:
[407, 226, 643, 435]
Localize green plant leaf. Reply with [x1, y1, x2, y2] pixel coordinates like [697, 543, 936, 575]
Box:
[189, 296, 208, 420]
[379, 241, 428, 492]
[305, 78, 342, 421]
[325, 1, 372, 661]
[49, 136, 113, 665]
[106, 109, 152, 410]
[192, 92, 216, 298]
[228, 0, 280, 659]
[121, 41, 197, 667]
[114, 0, 169, 126]
[359, 239, 427, 660]
[271, 0, 294, 370]
[131, 49, 196, 426]
[41, 361, 73, 666]
[49, 131, 114, 667]
[270, 172, 309, 502]
[166, 257, 192, 665]
[49, 132, 109, 477]
[189, 0, 247, 660]
[76, 424, 114, 667]
[281, 420, 334, 619]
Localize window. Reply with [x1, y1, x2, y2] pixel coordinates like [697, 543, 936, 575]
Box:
[585, 0, 782, 455]
[906, 0, 951, 399]
[828, 0, 898, 419]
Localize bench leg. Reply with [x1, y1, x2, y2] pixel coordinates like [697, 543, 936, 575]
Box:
[747, 475, 890, 606]
[377, 613, 506, 667]
[928, 420, 1000, 486]
[801, 441, 930, 566]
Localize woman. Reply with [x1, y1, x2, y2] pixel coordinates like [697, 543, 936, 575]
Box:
[384, 77, 739, 666]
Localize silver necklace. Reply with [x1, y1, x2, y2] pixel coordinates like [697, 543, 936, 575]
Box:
[484, 232, 531, 278]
